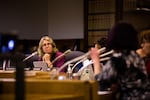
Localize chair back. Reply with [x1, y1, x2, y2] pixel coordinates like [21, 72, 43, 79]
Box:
[65, 51, 85, 62]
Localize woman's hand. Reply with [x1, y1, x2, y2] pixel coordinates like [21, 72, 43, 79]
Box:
[90, 48, 100, 61]
[90, 48, 102, 75]
[42, 53, 53, 68]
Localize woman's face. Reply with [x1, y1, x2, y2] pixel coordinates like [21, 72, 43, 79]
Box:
[142, 42, 150, 56]
[42, 40, 53, 54]
[95, 43, 101, 49]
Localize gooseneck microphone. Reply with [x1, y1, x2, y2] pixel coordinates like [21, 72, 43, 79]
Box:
[77, 50, 114, 74]
[71, 48, 112, 72]
[23, 51, 38, 62]
[57, 47, 106, 73]
[51, 49, 71, 64]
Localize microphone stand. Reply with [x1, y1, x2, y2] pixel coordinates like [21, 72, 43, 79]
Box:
[71, 48, 108, 72]
[51, 49, 71, 64]
[23, 51, 38, 62]
[77, 50, 114, 74]
[57, 47, 106, 73]
[71, 57, 88, 72]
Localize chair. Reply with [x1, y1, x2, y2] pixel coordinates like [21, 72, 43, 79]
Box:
[65, 51, 85, 62]
[24, 54, 40, 70]
[64, 51, 85, 72]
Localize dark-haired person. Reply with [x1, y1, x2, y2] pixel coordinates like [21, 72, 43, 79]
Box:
[136, 30, 150, 78]
[95, 37, 107, 49]
[90, 22, 150, 100]
[37, 36, 65, 70]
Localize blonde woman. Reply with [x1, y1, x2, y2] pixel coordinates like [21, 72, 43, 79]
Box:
[37, 36, 65, 70]
[136, 30, 150, 78]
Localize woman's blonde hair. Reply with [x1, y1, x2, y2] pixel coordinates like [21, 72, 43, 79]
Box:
[138, 30, 150, 44]
[37, 36, 58, 57]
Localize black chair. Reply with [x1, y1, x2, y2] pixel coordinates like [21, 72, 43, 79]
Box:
[65, 51, 85, 62]
[64, 51, 85, 72]
[24, 54, 40, 70]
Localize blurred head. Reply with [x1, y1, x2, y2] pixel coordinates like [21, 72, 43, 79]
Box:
[95, 37, 107, 49]
[107, 22, 138, 51]
[138, 30, 150, 56]
[37, 36, 58, 56]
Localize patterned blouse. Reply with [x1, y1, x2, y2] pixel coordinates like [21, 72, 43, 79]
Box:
[95, 50, 150, 100]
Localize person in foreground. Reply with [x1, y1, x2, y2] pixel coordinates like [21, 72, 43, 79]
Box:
[90, 22, 150, 100]
[94, 37, 107, 49]
[136, 30, 150, 78]
[37, 36, 65, 70]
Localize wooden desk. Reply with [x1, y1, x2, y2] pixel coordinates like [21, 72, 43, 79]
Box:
[0, 94, 83, 100]
[0, 70, 48, 79]
[0, 70, 63, 78]
[0, 79, 99, 100]
[0, 70, 113, 100]
[0, 70, 15, 78]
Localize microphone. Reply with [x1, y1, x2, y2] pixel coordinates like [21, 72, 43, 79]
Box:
[2, 60, 7, 70]
[51, 49, 71, 64]
[71, 57, 87, 72]
[23, 51, 38, 62]
[57, 47, 106, 73]
[71, 47, 107, 72]
[77, 50, 114, 74]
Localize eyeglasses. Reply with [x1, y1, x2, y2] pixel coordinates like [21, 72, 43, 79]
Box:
[42, 43, 51, 47]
